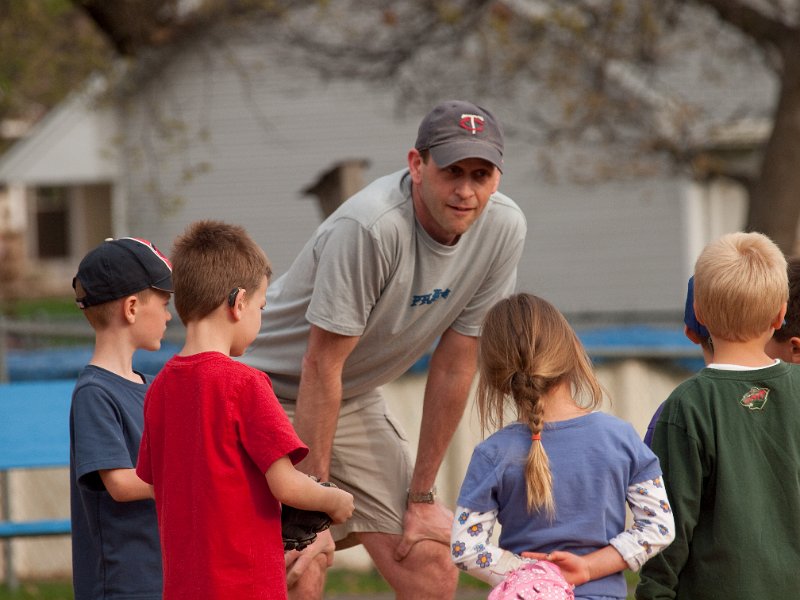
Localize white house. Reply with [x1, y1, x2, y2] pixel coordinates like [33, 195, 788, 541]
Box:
[0, 76, 120, 296]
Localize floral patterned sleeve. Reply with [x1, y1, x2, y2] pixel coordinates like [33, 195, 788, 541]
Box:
[609, 476, 676, 571]
[450, 505, 528, 587]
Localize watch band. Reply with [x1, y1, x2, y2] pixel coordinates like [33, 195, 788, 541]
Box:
[407, 487, 437, 504]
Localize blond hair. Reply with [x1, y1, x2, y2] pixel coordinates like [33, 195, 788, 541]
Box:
[171, 220, 272, 324]
[476, 293, 603, 516]
[694, 232, 788, 342]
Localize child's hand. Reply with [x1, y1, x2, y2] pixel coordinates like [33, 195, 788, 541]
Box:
[326, 487, 354, 524]
[522, 550, 590, 586]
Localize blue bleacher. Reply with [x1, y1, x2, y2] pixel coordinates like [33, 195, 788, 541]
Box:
[0, 379, 74, 538]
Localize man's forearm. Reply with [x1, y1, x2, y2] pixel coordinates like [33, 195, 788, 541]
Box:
[409, 329, 477, 493]
[292, 326, 361, 480]
[293, 356, 343, 480]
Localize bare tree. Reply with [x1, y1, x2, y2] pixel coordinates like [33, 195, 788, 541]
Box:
[698, 0, 800, 254]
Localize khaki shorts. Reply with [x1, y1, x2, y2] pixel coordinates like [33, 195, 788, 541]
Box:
[280, 389, 413, 549]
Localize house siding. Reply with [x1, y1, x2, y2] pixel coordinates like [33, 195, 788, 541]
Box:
[116, 38, 694, 318]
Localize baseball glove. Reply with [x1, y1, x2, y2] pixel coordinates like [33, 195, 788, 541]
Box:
[281, 481, 337, 552]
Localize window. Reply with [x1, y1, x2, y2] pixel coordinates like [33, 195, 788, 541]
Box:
[35, 186, 70, 259]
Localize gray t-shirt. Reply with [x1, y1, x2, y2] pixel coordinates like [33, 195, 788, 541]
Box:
[244, 169, 527, 400]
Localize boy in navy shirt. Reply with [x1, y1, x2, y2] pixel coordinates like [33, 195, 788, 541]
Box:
[69, 237, 173, 600]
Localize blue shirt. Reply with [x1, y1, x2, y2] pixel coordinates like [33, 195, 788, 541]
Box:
[70, 365, 162, 599]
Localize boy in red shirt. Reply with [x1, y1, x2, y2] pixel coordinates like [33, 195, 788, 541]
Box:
[137, 221, 353, 599]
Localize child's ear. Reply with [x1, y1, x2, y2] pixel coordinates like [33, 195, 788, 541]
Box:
[789, 337, 800, 365]
[227, 288, 244, 321]
[123, 295, 138, 323]
[684, 326, 704, 346]
[772, 303, 788, 331]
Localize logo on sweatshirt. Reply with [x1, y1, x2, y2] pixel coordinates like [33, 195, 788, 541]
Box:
[740, 387, 769, 411]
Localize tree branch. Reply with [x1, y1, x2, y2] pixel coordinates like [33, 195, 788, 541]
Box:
[693, 0, 793, 46]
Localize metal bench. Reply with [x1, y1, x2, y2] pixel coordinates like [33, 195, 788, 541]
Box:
[0, 379, 73, 589]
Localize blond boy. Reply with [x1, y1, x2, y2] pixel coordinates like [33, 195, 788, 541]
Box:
[70, 237, 173, 600]
[637, 232, 800, 599]
[136, 220, 353, 600]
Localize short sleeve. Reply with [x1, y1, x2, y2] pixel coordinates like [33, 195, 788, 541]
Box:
[627, 422, 663, 486]
[236, 372, 308, 474]
[456, 447, 501, 513]
[71, 385, 135, 490]
[306, 218, 390, 337]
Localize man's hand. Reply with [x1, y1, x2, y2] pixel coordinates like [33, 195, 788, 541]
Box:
[394, 501, 454, 561]
[285, 528, 335, 588]
[522, 551, 590, 586]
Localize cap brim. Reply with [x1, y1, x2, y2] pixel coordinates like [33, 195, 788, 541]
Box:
[429, 142, 503, 172]
[151, 274, 174, 293]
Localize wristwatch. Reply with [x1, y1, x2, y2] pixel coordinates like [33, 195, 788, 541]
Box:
[407, 487, 437, 504]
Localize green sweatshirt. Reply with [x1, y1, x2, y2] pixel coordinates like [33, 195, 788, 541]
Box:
[636, 361, 800, 600]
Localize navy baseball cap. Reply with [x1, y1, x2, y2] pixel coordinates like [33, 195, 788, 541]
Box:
[684, 276, 710, 339]
[73, 237, 173, 309]
[415, 100, 504, 172]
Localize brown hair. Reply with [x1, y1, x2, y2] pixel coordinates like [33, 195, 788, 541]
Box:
[772, 256, 800, 342]
[476, 293, 603, 516]
[171, 220, 272, 324]
[694, 232, 788, 342]
[81, 288, 156, 330]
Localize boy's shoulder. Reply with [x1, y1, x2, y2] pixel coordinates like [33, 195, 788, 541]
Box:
[71, 366, 150, 433]
[73, 364, 150, 397]
[661, 361, 800, 419]
[159, 352, 271, 386]
[672, 361, 796, 390]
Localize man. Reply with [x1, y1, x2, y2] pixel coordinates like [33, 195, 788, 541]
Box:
[245, 100, 527, 599]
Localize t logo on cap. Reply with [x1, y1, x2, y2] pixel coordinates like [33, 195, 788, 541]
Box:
[459, 114, 485, 134]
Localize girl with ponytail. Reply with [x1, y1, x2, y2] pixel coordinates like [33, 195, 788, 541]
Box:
[451, 294, 674, 599]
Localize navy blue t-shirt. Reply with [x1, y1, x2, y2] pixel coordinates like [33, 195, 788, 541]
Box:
[69, 365, 162, 599]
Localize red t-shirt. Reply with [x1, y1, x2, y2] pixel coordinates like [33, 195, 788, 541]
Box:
[137, 352, 308, 599]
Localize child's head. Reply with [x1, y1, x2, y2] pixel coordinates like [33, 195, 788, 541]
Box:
[73, 237, 173, 331]
[766, 256, 800, 363]
[171, 220, 271, 326]
[477, 293, 603, 515]
[693, 232, 788, 342]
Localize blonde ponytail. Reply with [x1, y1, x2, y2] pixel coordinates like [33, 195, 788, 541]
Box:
[512, 372, 555, 516]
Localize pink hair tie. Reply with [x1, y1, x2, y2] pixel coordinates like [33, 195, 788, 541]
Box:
[531, 433, 541, 441]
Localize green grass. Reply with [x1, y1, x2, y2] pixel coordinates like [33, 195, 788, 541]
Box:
[626, 570, 640, 598]
[324, 569, 392, 594]
[0, 296, 77, 320]
[0, 581, 72, 600]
